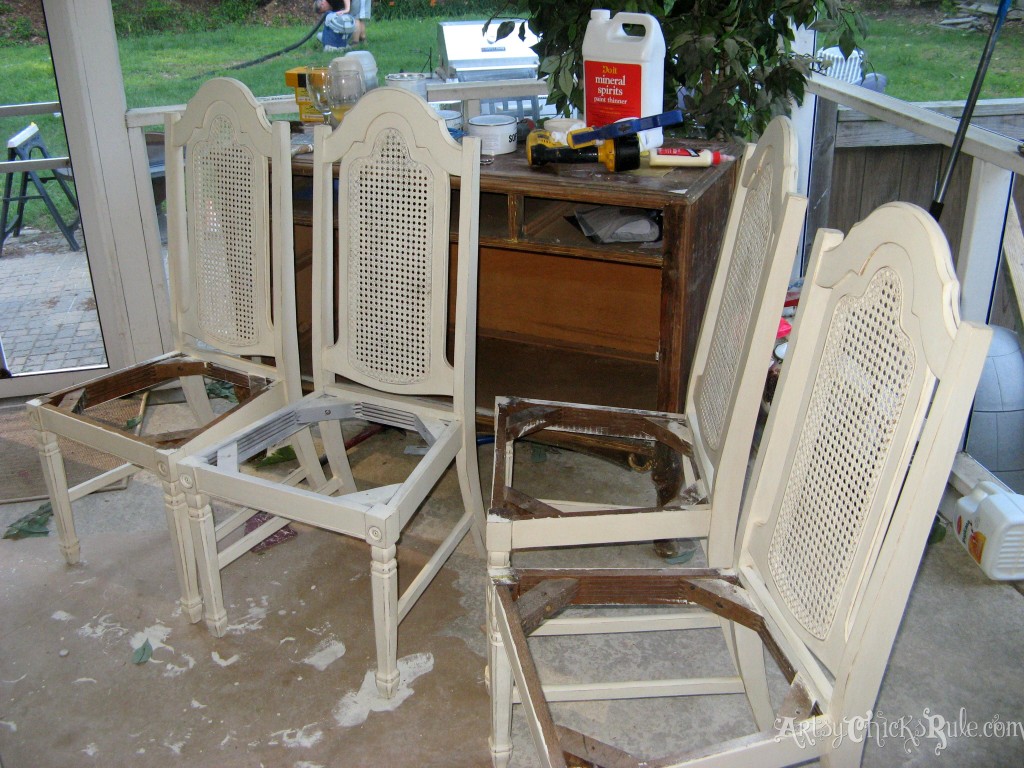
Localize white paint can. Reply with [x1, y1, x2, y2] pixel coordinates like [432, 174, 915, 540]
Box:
[385, 72, 429, 100]
[466, 114, 517, 155]
[435, 109, 463, 132]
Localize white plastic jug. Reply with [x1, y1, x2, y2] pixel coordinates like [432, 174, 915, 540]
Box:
[582, 9, 666, 148]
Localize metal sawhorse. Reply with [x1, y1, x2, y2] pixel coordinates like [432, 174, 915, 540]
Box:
[1, 123, 81, 257]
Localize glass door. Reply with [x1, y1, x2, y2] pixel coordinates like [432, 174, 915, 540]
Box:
[0, 27, 109, 397]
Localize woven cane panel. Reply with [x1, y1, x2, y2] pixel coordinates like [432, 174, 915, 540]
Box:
[346, 129, 435, 385]
[696, 160, 773, 452]
[767, 268, 915, 640]
[192, 114, 260, 347]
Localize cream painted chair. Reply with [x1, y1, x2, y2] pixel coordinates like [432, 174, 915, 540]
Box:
[27, 77, 324, 623]
[488, 201, 991, 767]
[177, 87, 484, 698]
[485, 115, 806, 766]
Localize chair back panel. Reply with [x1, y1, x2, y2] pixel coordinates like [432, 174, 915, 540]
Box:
[346, 127, 441, 386]
[766, 265, 918, 642]
[315, 88, 475, 397]
[740, 203, 991, 703]
[686, 117, 805, 554]
[167, 78, 291, 367]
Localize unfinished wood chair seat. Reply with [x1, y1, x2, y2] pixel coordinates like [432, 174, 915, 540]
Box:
[27, 78, 323, 622]
[489, 201, 991, 767]
[485, 115, 807, 766]
[177, 87, 484, 699]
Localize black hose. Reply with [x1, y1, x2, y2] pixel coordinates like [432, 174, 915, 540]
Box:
[194, 15, 326, 80]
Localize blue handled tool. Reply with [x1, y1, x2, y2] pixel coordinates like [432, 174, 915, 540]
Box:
[566, 109, 683, 149]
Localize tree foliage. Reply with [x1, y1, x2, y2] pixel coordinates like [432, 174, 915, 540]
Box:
[493, 0, 865, 139]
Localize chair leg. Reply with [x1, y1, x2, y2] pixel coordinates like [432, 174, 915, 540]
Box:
[320, 418, 356, 493]
[455, 434, 486, 555]
[487, 582, 515, 768]
[290, 426, 328, 491]
[34, 427, 80, 564]
[163, 479, 203, 623]
[180, 375, 216, 425]
[733, 621, 773, 730]
[186, 487, 228, 636]
[370, 543, 399, 698]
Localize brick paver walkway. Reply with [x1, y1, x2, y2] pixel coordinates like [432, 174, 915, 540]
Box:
[0, 230, 107, 375]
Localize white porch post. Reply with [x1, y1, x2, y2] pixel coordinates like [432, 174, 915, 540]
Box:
[955, 158, 1013, 324]
[42, 0, 171, 367]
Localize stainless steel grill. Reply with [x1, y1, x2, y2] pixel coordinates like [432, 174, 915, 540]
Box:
[436, 20, 539, 82]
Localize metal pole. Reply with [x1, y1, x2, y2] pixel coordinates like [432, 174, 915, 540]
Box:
[929, 0, 1013, 221]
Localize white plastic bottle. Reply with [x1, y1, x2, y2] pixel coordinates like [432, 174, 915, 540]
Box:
[582, 10, 666, 149]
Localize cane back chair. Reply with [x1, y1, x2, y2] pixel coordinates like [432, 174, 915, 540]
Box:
[27, 77, 323, 622]
[485, 115, 806, 765]
[177, 87, 484, 698]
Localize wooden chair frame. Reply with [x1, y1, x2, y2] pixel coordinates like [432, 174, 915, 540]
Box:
[488, 202, 991, 768]
[485, 115, 807, 766]
[177, 87, 484, 698]
[27, 78, 322, 622]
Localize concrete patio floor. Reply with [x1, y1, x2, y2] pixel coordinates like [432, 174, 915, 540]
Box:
[0, 394, 1022, 767]
[0, 230, 106, 376]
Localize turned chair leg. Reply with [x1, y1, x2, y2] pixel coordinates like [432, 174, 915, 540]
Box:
[162, 477, 203, 623]
[34, 427, 80, 564]
[487, 583, 515, 768]
[370, 543, 399, 698]
[186, 485, 228, 636]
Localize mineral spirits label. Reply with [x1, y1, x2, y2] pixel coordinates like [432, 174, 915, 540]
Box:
[584, 60, 642, 127]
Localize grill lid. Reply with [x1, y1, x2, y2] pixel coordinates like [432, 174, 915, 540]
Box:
[437, 20, 539, 81]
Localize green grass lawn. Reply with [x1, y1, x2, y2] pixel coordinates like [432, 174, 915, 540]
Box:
[1, 11, 1022, 232]
[857, 15, 1024, 103]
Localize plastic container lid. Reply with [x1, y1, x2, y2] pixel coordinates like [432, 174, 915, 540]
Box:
[468, 114, 516, 127]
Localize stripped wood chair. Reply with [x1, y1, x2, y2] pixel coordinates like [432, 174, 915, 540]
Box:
[177, 87, 484, 698]
[27, 78, 323, 622]
[488, 201, 991, 767]
[485, 114, 806, 766]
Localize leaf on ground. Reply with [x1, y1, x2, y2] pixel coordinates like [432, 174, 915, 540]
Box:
[205, 380, 238, 403]
[131, 639, 153, 665]
[927, 516, 947, 545]
[256, 445, 297, 467]
[3, 502, 53, 540]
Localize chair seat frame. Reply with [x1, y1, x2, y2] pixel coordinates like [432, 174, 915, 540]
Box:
[26, 78, 319, 623]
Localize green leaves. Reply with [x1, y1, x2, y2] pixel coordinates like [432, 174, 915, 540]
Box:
[205, 380, 238, 403]
[3, 502, 53, 540]
[525, 0, 866, 139]
[131, 639, 153, 665]
[256, 445, 297, 467]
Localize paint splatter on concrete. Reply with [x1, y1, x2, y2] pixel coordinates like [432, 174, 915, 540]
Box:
[0, 721, 16, 733]
[269, 723, 323, 748]
[163, 732, 189, 755]
[78, 614, 128, 640]
[332, 652, 434, 727]
[73, 678, 97, 684]
[130, 624, 174, 655]
[294, 762, 326, 768]
[51, 610, 74, 621]
[301, 638, 346, 671]
[82, 743, 98, 756]
[163, 653, 196, 678]
[212, 651, 240, 667]
[226, 596, 270, 635]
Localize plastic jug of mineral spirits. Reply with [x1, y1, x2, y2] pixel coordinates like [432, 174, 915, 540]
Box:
[582, 9, 666, 149]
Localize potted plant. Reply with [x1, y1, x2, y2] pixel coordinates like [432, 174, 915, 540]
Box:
[491, 0, 865, 139]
